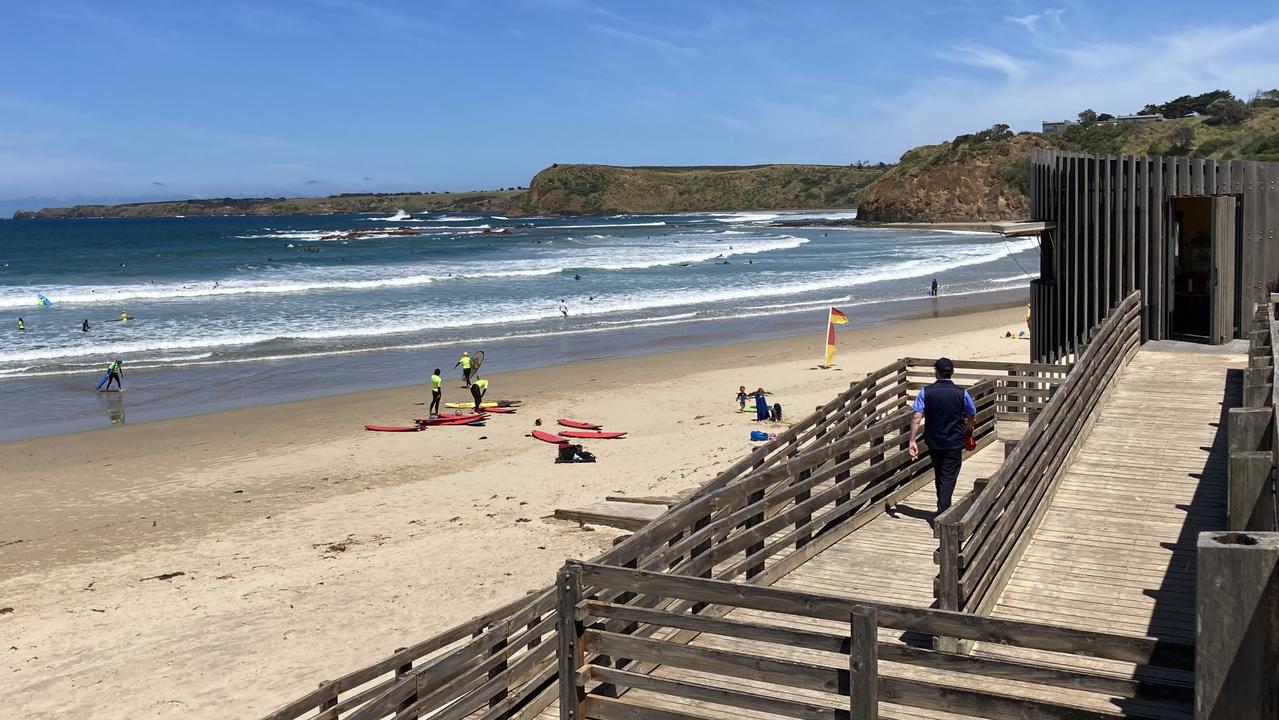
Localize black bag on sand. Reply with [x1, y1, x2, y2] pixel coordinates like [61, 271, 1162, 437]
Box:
[575, 449, 597, 463]
[555, 443, 577, 463]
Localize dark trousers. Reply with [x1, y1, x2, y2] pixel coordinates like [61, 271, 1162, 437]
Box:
[105, 372, 122, 391]
[462, 368, 472, 386]
[430, 390, 441, 415]
[471, 384, 484, 409]
[929, 448, 963, 513]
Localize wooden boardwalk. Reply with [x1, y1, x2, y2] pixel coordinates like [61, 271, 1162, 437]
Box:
[976, 348, 1242, 696]
[543, 347, 1241, 720]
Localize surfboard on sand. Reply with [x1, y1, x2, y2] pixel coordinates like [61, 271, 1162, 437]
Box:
[365, 424, 423, 432]
[531, 429, 569, 444]
[416, 414, 487, 426]
[559, 430, 626, 439]
[557, 418, 602, 430]
[445, 400, 523, 409]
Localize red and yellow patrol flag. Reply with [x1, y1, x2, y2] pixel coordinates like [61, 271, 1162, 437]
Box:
[824, 307, 848, 367]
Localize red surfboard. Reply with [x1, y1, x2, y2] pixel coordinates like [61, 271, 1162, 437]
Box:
[557, 418, 602, 430]
[417, 414, 486, 426]
[531, 429, 569, 444]
[481, 406, 517, 414]
[436, 415, 487, 426]
[365, 424, 423, 432]
[559, 430, 627, 439]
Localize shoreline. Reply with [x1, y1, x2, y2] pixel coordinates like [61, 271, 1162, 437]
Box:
[0, 287, 1029, 443]
[1, 303, 1031, 719]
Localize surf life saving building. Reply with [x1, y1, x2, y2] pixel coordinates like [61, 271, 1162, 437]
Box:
[1007, 150, 1279, 362]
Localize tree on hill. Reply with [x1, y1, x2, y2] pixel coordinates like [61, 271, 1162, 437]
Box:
[1141, 90, 1235, 118]
[1204, 97, 1250, 126]
[1167, 125, 1196, 155]
[1077, 109, 1098, 126]
[1249, 89, 1279, 108]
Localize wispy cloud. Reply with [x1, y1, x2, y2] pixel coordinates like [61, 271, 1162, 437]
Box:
[939, 42, 1031, 82]
[588, 23, 697, 58]
[1006, 8, 1063, 33]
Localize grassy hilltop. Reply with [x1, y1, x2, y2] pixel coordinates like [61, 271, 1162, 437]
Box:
[858, 93, 1279, 223]
[16, 190, 523, 219]
[510, 163, 885, 215]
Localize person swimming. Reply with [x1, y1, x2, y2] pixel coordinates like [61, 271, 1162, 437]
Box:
[119, 311, 130, 323]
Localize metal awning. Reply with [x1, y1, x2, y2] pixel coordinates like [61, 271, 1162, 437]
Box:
[990, 220, 1054, 237]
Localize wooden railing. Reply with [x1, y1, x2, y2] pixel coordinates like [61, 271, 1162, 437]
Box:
[933, 292, 1142, 628]
[1229, 301, 1278, 531]
[558, 561, 1193, 720]
[260, 358, 1067, 720]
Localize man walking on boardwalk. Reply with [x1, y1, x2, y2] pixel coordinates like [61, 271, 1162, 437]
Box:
[908, 357, 976, 516]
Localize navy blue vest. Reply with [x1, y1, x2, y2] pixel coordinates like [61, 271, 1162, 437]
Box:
[922, 379, 968, 451]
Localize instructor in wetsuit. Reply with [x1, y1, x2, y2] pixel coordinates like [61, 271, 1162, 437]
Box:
[908, 357, 975, 517]
[470, 377, 488, 411]
[102, 358, 124, 391]
[455, 351, 473, 387]
[429, 368, 443, 417]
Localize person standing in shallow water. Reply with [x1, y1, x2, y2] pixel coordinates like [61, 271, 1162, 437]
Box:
[908, 357, 975, 517]
[930, 278, 939, 297]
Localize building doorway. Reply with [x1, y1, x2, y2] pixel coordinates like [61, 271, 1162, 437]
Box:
[1169, 196, 1239, 343]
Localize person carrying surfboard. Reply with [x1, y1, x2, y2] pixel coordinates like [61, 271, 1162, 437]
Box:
[455, 352, 473, 387]
[429, 368, 443, 417]
[101, 358, 124, 391]
[471, 377, 489, 410]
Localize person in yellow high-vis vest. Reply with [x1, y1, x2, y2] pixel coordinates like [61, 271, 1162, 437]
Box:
[454, 351, 473, 387]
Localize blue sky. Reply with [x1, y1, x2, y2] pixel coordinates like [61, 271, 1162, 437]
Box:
[2, 0, 1278, 212]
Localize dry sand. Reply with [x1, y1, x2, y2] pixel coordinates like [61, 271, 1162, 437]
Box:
[0, 304, 1030, 719]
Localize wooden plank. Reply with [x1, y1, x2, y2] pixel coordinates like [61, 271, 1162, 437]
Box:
[555, 503, 667, 532]
[588, 666, 840, 720]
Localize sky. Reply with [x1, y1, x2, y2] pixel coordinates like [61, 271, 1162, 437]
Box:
[1, 0, 1278, 213]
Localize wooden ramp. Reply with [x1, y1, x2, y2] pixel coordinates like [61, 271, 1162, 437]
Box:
[973, 348, 1242, 708]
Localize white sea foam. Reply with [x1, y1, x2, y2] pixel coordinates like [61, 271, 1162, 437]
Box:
[535, 222, 668, 230]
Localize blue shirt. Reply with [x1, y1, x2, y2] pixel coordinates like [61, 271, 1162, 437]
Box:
[912, 385, 977, 416]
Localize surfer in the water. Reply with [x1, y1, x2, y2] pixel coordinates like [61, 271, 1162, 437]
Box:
[455, 352, 473, 387]
[102, 358, 124, 391]
[119, 311, 130, 323]
[471, 377, 489, 410]
[430, 368, 443, 417]
[82, 319, 90, 332]
[930, 278, 939, 297]
[17, 317, 25, 332]
[559, 300, 568, 317]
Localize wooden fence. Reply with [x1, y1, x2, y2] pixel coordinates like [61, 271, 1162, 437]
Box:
[933, 292, 1142, 628]
[261, 357, 1067, 720]
[1228, 301, 1278, 531]
[558, 561, 1193, 720]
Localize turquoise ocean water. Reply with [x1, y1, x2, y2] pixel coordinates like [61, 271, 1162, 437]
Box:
[0, 210, 1037, 438]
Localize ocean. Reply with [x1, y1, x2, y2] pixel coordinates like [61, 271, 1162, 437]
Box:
[0, 210, 1037, 439]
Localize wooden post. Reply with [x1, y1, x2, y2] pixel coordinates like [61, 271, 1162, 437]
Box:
[1229, 407, 1276, 532]
[318, 680, 338, 719]
[1196, 532, 1279, 719]
[795, 468, 813, 549]
[850, 606, 878, 720]
[557, 564, 585, 720]
[395, 648, 417, 717]
[934, 521, 961, 654]
[745, 488, 766, 579]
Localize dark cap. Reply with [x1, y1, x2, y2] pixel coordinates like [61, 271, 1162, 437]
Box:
[933, 357, 954, 372]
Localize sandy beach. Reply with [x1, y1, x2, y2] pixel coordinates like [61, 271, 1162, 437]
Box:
[1, 303, 1030, 719]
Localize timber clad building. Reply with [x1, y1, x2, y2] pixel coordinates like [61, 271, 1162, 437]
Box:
[1027, 150, 1279, 362]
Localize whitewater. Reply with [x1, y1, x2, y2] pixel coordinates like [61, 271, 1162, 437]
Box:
[0, 211, 1037, 380]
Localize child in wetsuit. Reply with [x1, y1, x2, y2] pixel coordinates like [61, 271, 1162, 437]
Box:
[736, 385, 747, 410]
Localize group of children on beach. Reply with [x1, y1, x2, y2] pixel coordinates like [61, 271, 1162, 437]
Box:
[425, 351, 491, 417]
[737, 385, 783, 422]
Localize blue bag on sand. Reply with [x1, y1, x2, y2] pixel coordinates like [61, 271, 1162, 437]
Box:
[750, 430, 769, 442]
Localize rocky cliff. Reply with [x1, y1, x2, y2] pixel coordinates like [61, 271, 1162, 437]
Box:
[510, 164, 884, 216]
